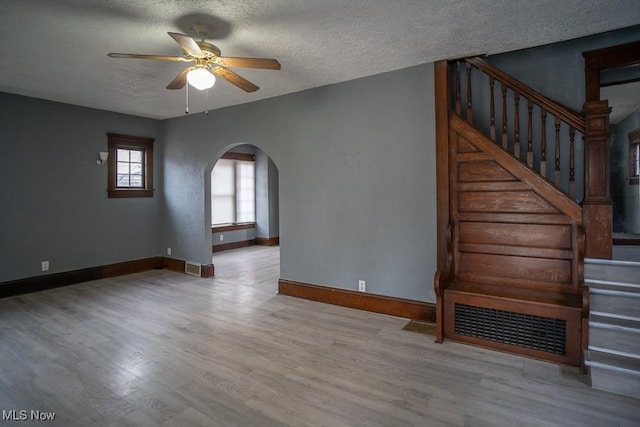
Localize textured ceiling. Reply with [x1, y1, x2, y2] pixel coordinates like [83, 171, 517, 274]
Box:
[1, 1, 639, 119]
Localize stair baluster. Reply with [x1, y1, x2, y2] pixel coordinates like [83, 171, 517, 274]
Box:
[540, 108, 547, 177]
[455, 62, 461, 115]
[514, 92, 521, 159]
[527, 100, 533, 167]
[489, 77, 496, 141]
[555, 117, 561, 187]
[501, 84, 508, 149]
[569, 127, 576, 199]
[466, 63, 473, 124]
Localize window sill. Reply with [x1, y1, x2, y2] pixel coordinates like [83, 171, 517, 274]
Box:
[108, 189, 154, 198]
[212, 223, 256, 233]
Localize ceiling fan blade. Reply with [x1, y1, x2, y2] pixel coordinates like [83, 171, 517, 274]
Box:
[108, 53, 192, 62]
[168, 32, 205, 58]
[212, 67, 259, 92]
[166, 67, 191, 90]
[215, 57, 281, 70]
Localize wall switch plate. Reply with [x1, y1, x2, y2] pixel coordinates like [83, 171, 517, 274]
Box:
[41, 261, 49, 272]
[167, 247, 171, 256]
[220, 235, 224, 242]
[358, 280, 366, 292]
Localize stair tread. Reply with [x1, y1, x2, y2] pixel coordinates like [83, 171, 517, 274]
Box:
[590, 314, 640, 332]
[587, 281, 640, 295]
[586, 349, 640, 373]
[585, 258, 640, 268]
[584, 259, 640, 286]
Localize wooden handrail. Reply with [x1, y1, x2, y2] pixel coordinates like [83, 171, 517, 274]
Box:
[465, 57, 585, 131]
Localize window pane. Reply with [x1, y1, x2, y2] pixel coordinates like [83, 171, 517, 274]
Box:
[212, 160, 234, 196]
[130, 150, 143, 162]
[115, 148, 145, 188]
[130, 162, 142, 175]
[129, 174, 143, 188]
[237, 161, 255, 223]
[212, 159, 236, 224]
[117, 149, 130, 162]
[117, 174, 130, 187]
[117, 162, 130, 175]
[212, 195, 234, 224]
[210, 158, 256, 225]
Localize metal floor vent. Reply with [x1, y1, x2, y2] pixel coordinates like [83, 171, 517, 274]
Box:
[454, 303, 566, 355]
[184, 261, 202, 277]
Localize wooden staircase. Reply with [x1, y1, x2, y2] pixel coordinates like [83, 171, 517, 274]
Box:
[434, 58, 589, 366]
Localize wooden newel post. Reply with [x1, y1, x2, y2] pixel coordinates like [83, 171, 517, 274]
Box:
[582, 100, 612, 259]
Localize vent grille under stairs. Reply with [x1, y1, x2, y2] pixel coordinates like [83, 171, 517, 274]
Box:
[454, 303, 566, 355]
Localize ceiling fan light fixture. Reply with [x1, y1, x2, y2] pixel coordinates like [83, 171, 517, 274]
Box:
[187, 67, 216, 90]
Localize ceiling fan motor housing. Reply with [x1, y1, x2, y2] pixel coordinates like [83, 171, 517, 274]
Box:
[195, 41, 221, 57]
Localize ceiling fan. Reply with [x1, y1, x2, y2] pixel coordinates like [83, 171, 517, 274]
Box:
[108, 32, 281, 92]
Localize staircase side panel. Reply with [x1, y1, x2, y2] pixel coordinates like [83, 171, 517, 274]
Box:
[452, 120, 579, 291]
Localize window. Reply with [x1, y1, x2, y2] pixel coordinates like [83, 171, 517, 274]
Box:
[630, 129, 640, 185]
[211, 152, 255, 225]
[107, 133, 154, 198]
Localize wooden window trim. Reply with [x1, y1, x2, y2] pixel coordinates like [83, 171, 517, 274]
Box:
[212, 223, 256, 233]
[221, 152, 255, 162]
[630, 128, 640, 185]
[107, 133, 154, 198]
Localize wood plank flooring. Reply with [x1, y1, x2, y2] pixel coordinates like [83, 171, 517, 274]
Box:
[0, 245, 638, 426]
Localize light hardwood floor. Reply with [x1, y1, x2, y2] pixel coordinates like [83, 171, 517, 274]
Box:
[0, 246, 638, 426]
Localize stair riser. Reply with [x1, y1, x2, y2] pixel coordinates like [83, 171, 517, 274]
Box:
[589, 326, 640, 356]
[589, 366, 640, 399]
[590, 294, 640, 319]
[585, 263, 640, 284]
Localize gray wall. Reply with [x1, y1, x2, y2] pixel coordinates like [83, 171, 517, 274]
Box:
[255, 146, 279, 239]
[163, 63, 437, 302]
[612, 111, 640, 233]
[0, 92, 163, 283]
[268, 157, 279, 238]
[212, 228, 257, 246]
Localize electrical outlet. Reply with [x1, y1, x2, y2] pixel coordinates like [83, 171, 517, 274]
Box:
[358, 280, 366, 292]
[167, 247, 171, 256]
[41, 261, 49, 272]
[220, 235, 224, 242]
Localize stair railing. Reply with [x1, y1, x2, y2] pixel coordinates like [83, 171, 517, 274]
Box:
[451, 57, 586, 202]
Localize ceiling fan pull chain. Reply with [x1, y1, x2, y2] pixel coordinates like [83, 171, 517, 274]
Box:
[205, 88, 209, 116]
[185, 83, 189, 114]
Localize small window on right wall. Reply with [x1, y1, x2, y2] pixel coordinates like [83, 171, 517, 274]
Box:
[630, 128, 640, 185]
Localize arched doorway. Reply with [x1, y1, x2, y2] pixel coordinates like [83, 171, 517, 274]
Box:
[207, 143, 280, 286]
